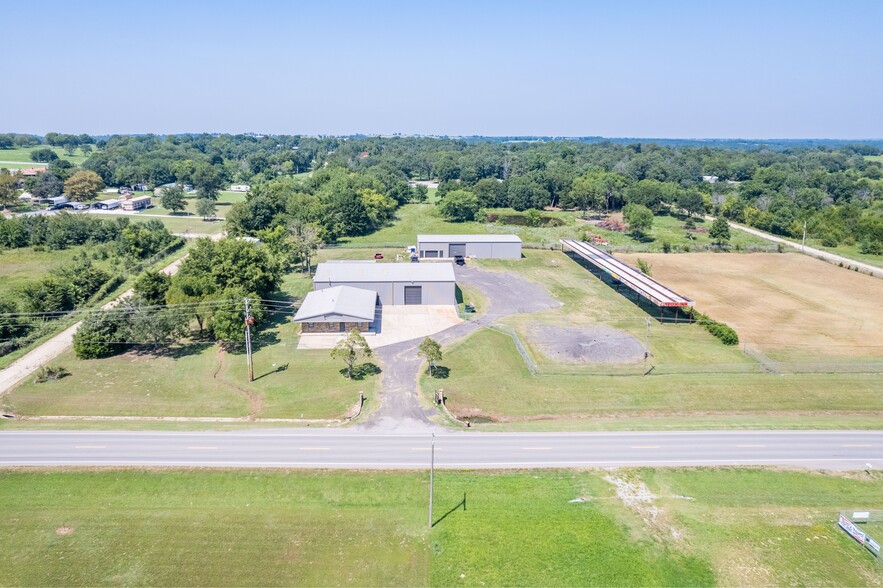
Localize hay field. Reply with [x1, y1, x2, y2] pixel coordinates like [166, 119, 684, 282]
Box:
[619, 252, 883, 359]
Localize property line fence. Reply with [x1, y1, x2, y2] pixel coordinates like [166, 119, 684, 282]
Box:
[490, 327, 883, 378]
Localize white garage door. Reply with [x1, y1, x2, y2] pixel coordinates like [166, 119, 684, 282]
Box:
[404, 286, 422, 305]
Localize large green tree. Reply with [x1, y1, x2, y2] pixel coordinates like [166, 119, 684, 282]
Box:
[160, 185, 187, 213]
[64, 170, 105, 202]
[709, 217, 731, 246]
[623, 203, 654, 238]
[438, 190, 480, 222]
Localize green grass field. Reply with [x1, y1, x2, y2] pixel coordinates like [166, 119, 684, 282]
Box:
[148, 190, 246, 218]
[3, 261, 375, 420]
[0, 468, 879, 586]
[426, 328, 883, 428]
[0, 145, 91, 166]
[0, 246, 103, 294]
[339, 204, 773, 252]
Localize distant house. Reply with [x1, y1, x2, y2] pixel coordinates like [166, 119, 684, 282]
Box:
[701, 175, 719, 183]
[293, 286, 378, 333]
[94, 199, 120, 210]
[120, 195, 151, 211]
[20, 167, 47, 177]
[229, 184, 251, 192]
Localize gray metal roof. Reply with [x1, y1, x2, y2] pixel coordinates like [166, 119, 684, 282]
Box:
[417, 234, 522, 243]
[293, 286, 377, 322]
[313, 261, 456, 283]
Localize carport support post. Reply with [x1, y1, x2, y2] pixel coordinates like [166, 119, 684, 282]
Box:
[429, 433, 435, 528]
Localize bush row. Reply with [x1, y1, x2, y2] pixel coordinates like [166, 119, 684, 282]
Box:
[691, 310, 739, 345]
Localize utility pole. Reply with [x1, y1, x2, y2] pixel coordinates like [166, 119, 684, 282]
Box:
[802, 220, 807, 251]
[429, 433, 435, 528]
[244, 298, 254, 382]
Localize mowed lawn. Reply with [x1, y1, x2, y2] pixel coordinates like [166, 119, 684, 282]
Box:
[0, 145, 91, 166]
[148, 190, 246, 218]
[619, 252, 883, 360]
[0, 468, 880, 586]
[5, 266, 375, 420]
[426, 328, 883, 428]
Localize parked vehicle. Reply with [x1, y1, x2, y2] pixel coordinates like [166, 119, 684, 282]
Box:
[374, 253, 384, 259]
[454, 255, 465, 266]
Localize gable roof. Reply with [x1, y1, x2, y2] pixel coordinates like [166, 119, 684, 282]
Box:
[293, 286, 377, 322]
[417, 234, 522, 243]
[313, 261, 455, 283]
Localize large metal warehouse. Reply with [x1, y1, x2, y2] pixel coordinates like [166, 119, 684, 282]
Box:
[417, 234, 522, 259]
[312, 261, 456, 306]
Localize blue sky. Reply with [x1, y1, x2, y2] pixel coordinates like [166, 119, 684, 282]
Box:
[2, 0, 881, 138]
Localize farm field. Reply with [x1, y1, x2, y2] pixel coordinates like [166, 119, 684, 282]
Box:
[0, 145, 91, 166]
[618, 252, 883, 361]
[0, 468, 879, 587]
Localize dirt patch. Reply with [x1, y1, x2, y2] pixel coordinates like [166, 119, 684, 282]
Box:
[527, 324, 645, 364]
[605, 473, 685, 542]
[55, 526, 74, 536]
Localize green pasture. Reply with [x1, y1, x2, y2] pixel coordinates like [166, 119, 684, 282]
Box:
[423, 327, 883, 428]
[0, 468, 880, 586]
[148, 190, 246, 218]
[0, 145, 91, 166]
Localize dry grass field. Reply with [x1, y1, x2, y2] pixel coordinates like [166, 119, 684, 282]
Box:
[618, 252, 883, 360]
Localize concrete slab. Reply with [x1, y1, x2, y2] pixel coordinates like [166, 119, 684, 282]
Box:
[296, 305, 462, 350]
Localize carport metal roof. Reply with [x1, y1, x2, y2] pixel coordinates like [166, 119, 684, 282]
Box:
[560, 239, 693, 307]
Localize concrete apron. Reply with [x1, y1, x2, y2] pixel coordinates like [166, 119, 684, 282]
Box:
[296, 305, 462, 350]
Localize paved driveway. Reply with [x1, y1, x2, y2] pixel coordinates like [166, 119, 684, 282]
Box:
[359, 263, 561, 431]
[296, 305, 462, 350]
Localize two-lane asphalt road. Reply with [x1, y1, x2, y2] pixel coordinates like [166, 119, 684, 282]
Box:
[1, 430, 880, 470]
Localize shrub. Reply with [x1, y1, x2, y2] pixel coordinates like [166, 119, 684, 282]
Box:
[692, 310, 739, 346]
[636, 258, 652, 276]
[34, 365, 70, 383]
[661, 240, 672, 253]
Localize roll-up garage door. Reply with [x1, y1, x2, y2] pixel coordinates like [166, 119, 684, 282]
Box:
[449, 243, 467, 257]
[404, 286, 422, 305]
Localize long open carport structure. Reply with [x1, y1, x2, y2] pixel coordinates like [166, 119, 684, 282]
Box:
[561, 239, 694, 311]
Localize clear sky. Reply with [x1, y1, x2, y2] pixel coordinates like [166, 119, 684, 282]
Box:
[3, 0, 881, 138]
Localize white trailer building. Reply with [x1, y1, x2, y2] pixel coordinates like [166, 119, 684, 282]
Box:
[417, 234, 522, 259]
[312, 261, 456, 306]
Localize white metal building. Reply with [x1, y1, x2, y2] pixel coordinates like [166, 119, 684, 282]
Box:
[417, 234, 522, 259]
[312, 261, 456, 305]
